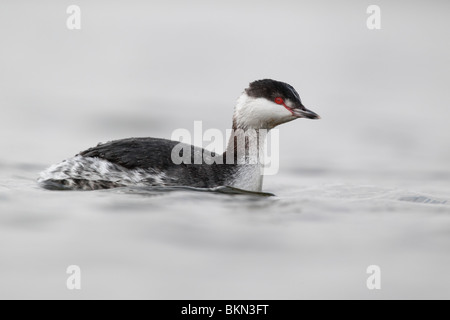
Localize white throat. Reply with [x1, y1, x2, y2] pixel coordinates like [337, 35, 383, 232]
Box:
[233, 93, 294, 130]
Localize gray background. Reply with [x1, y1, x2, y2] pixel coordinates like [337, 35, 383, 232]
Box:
[0, 0, 449, 299]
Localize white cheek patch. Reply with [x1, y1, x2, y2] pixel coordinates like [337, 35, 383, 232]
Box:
[234, 93, 293, 129]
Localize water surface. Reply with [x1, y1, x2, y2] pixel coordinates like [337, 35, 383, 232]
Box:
[1, 0, 450, 299]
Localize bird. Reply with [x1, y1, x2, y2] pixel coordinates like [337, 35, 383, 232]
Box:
[38, 79, 320, 192]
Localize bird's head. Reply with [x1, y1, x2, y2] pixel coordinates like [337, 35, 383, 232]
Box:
[233, 79, 320, 130]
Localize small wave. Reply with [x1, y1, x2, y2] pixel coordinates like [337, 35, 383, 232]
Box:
[212, 186, 275, 197]
[112, 185, 275, 197]
[399, 195, 448, 205]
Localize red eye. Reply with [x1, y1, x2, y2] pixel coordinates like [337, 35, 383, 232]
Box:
[274, 97, 284, 105]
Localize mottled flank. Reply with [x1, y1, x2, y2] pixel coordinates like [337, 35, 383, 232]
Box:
[38, 156, 177, 191]
[38, 138, 240, 191]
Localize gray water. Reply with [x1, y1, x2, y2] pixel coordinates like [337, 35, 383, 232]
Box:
[1, 0, 450, 299]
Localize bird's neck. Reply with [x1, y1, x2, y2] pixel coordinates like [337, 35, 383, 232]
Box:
[225, 97, 270, 165]
[221, 97, 270, 192]
[222, 126, 268, 192]
[225, 125, 268, 166]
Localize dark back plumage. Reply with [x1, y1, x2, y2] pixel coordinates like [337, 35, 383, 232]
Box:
[79, 138, 236, 188]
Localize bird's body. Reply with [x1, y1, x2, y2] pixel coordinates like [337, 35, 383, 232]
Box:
[39, 79, 320, 192]
[40, 138, 237, 190]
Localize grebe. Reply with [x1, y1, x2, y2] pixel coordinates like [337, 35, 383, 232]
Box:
[39, 79, 320, 192]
